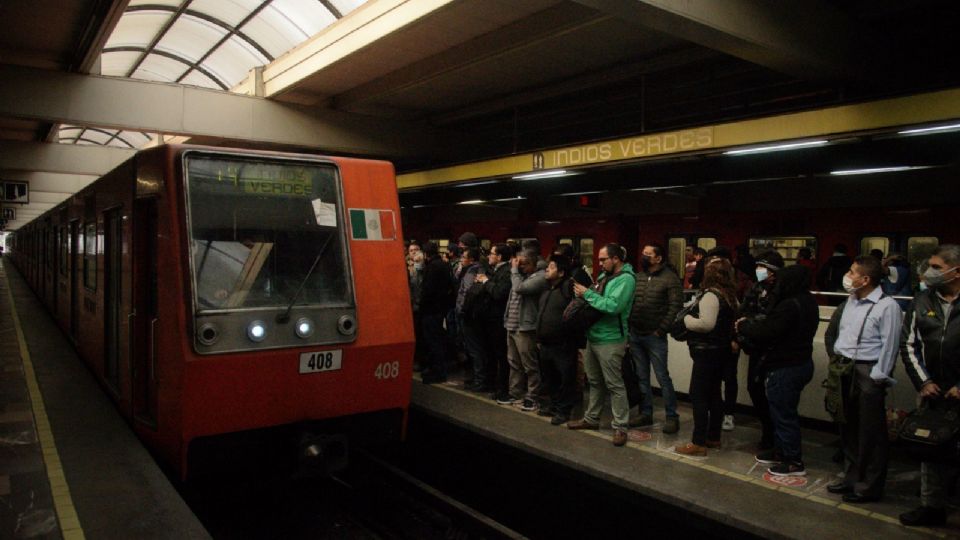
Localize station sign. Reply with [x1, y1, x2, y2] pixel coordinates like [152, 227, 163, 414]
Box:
[1, 207, 13, 220]
[2, 181, 28, 204]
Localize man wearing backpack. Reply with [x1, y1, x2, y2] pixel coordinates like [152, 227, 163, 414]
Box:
[568, 243, 637, 446]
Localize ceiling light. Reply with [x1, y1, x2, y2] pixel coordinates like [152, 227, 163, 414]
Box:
[457, 199, 484, 205]
[454, 179, 500, 188]
[512, 169, 576, 180]
[491, 196, 526, 202]
[556, 190, 603, 197]
[630, 185, 685, 191]
[724, 140, 828, 156]
[830, 166, 927, 176]
[898, 123, 960, 136]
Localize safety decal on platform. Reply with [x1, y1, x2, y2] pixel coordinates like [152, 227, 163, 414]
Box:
[349, 208, 396, 241]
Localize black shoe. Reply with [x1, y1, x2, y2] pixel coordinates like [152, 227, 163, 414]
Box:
[550, 415, 570, 426]
[826, 481, 853, 494]
[899, 506, 947, 527]
[755, 448, 783, 465]
[629, 414, 653, 427]
[842, 492, 880, 504]
[767, 461, 806, 477]
[463, 381, 485, 392]
[537, 407, 555, 417]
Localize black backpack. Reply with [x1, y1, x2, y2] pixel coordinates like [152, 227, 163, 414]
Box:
[562, 271, 621, 336]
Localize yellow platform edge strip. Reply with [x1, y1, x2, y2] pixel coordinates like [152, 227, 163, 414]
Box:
[419, 374, 940, 534]
[3, 265, 86, 539]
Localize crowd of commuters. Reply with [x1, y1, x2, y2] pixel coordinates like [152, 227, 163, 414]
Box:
[405, 236, 959, 528]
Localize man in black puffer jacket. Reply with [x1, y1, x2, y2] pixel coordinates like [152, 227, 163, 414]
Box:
[536, 255, 578, 425]
[736, 264, 819, 477]
[898, 244, 960, 527]
[627, 243, 684, 433]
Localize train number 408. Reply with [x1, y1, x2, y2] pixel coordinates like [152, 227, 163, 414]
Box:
[375, 361, 399, 380]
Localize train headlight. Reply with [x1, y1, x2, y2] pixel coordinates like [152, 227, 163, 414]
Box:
[247, 320, 267, 342]
[295, 317, 314, 339]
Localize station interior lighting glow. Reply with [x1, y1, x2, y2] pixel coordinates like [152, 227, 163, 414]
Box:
[723, 140, 829, 156]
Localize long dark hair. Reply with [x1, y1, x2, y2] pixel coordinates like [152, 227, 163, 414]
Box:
[702, 258, 738, 309]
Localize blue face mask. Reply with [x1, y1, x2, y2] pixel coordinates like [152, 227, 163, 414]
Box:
[755, 267, 769, 282]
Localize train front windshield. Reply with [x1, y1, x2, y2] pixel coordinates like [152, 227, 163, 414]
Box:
[184, 155, 352, 312]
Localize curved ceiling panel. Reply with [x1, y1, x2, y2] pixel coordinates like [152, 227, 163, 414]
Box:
[61, 0, 366, 149]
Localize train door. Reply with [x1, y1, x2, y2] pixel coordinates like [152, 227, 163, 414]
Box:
[51, 227, 58, 310]
[667, 235, 716, 286]
[104, 208, 122, 392]
[558, 236, 595, 277]
[132, 198, 158, 425]
[69, 220, 80, 340]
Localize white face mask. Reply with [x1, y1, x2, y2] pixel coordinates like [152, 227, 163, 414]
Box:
[755, 267, 769, 282]
[842, 274, 864, 293]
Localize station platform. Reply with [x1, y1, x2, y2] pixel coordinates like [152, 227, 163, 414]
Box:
[0, 260, 209, 540]
[412, 370, 958, 539]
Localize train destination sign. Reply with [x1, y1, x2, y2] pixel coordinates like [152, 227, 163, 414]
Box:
[1, 181, 28, 204]
[534, 127, 714, 169]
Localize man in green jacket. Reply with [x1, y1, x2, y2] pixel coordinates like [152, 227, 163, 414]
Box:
[568, 243, 637, 446]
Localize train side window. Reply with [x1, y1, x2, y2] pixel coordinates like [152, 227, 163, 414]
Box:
[749, 236, 816, 265]
[696, 237, 717, 251]
[907, 236, 939, 277]
[579, 238, 594, 277]
[480, 238, 491, 252]
[667, 237, 686, 276]
[83, 222, 97, 290]
[860, 236, 890, 258]
[59, 226, 68, 276]
[429, 238, 449, 254]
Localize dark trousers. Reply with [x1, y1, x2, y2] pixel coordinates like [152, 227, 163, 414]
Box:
[840, 363, 889, 497]
[747, 354, 774, 446]
[722, 349, 739, 415]
[479, 316, 508, 394]
[420, 311, 448, 378]
[461, 318, 486, 385]
[766, 361, 814, 461]
[689, 347, 726, 445]
[538, 341, 579, 416]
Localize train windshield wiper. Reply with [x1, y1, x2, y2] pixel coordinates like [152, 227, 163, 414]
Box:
[276, 233, 334, 324]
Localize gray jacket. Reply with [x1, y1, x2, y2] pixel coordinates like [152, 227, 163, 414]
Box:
[504, 268, 547, 332]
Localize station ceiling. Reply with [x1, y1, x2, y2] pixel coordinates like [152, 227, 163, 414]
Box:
[1, 0, 960, 229]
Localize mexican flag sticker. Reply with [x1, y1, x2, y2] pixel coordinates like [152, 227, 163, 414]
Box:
[349, 208, 396, 241]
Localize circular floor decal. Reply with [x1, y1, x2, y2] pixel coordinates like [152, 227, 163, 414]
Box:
[762, 471, 808, 487]
[628, 430, 653, 442]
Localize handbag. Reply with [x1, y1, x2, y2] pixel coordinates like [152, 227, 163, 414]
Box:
[668, 290, 704, 342]
[898, 399, 960, 463]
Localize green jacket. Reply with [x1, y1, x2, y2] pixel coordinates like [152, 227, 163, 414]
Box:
[584, 263, 637, 343]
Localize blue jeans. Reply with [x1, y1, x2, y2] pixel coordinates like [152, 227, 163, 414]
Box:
[628, 332, 678, 418]
[765, 361, 814, 461]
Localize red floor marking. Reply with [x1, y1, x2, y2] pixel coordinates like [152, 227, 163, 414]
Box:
[628, 430, 653, 442]
[762, 471, 808, 487]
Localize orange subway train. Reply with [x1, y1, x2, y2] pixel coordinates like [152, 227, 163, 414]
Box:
[7, 145, 414, 479]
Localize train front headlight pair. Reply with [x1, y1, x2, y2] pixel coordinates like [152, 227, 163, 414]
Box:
[247, 317, 313, 342]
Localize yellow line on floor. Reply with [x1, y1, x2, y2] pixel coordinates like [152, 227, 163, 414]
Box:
[422, 376, 943, 534]
[3, 263, 85, 540]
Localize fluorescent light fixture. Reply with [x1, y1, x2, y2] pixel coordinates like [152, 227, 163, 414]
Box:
[898, 123, 960, 135]
[491, 196, 526, 202]
[454, 179, 500, 188]
[724, 140, 828, 156]
[830, 166, 927, 176]
[512, 169, 575, 180]
[457, 199, 485, 205]
[557, 190, 603, 197]
[538, 220, 560, 225]
[630, 185, 685, 191]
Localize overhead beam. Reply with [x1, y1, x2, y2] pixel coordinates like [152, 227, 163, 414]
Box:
[0, 140, 134, 175]
[572, 0, 880, 81]
[0, 170, 99, 194]
[0, 65, 457, 158]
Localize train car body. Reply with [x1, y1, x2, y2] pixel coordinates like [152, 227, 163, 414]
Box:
[8, 145, 414, 478]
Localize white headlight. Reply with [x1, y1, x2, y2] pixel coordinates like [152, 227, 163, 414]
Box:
[295, 317, 314, 338]
[247, 320, 267, 342]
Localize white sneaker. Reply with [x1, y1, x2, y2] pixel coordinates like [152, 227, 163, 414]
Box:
[722, 415, 735, 431]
